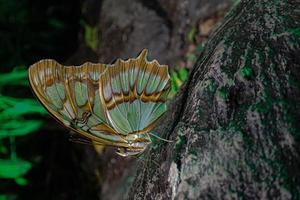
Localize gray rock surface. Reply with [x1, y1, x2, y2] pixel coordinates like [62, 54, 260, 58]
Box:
[97, 0, 231, 66]
[127, 0, 300, 199]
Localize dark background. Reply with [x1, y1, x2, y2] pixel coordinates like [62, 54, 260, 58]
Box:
[0, 0, 232, 199]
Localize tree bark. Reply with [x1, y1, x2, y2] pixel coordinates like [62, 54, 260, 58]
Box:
[127, 0, 300, 199]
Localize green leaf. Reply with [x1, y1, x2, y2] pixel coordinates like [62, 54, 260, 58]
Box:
[15, 177, 28, 186]
[0, 158, 32, 179]
[0, 120, 43, 138]
[0, 194, 17, 200]
[187, 26, 197, 43]
[0, 195, 7, 200]
[0, 96, 47, 118]
[178, 68, 189, 81]
[0, 67, 28, 87]
[83, 23, 99, 51]
[170, 71, 180, 93]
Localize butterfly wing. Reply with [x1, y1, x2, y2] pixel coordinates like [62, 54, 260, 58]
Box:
[99, 49, 171, 136]
[28, 59, 130, 147]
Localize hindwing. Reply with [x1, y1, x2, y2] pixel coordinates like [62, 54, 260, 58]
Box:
[28, 60, 129, 147]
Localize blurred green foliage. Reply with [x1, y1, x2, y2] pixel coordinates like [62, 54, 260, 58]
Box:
[81, 20, 99, 51]
[0, 0, 80, 70]
[0, 67, 28, 87]
[0, 159, 32, 180]
[0, 0, 80, 197]
[0, 67, 47, 187]
[188, 26, 198, 43]
[170, 68, 189, 97]
[0, 194, 16, 200]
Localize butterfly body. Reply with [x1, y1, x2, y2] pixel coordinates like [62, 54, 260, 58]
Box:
[28, 49, 170, 156]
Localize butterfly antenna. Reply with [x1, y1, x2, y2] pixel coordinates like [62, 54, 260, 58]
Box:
[148, 132, 173, 143]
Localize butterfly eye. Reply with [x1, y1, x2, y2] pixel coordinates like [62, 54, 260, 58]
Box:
[28, 49, 170, 156]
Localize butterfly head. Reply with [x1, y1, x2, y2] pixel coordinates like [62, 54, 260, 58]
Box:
[115, 133, 151, 157]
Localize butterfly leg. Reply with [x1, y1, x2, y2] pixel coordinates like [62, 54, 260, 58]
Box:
[148, 132, 173, 143]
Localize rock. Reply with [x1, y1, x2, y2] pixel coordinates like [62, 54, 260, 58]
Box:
[127, 0, 300, 199]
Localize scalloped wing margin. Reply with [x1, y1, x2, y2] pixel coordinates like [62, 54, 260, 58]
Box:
[99, 49, 171, 135]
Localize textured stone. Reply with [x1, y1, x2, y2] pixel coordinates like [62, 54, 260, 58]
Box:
[128, 0, 300, 199]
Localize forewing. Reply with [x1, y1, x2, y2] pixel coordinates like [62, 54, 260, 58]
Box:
[99, 49, 171, 135]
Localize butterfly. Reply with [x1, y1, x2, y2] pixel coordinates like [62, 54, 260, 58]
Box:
[28, 49, 171, 156]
